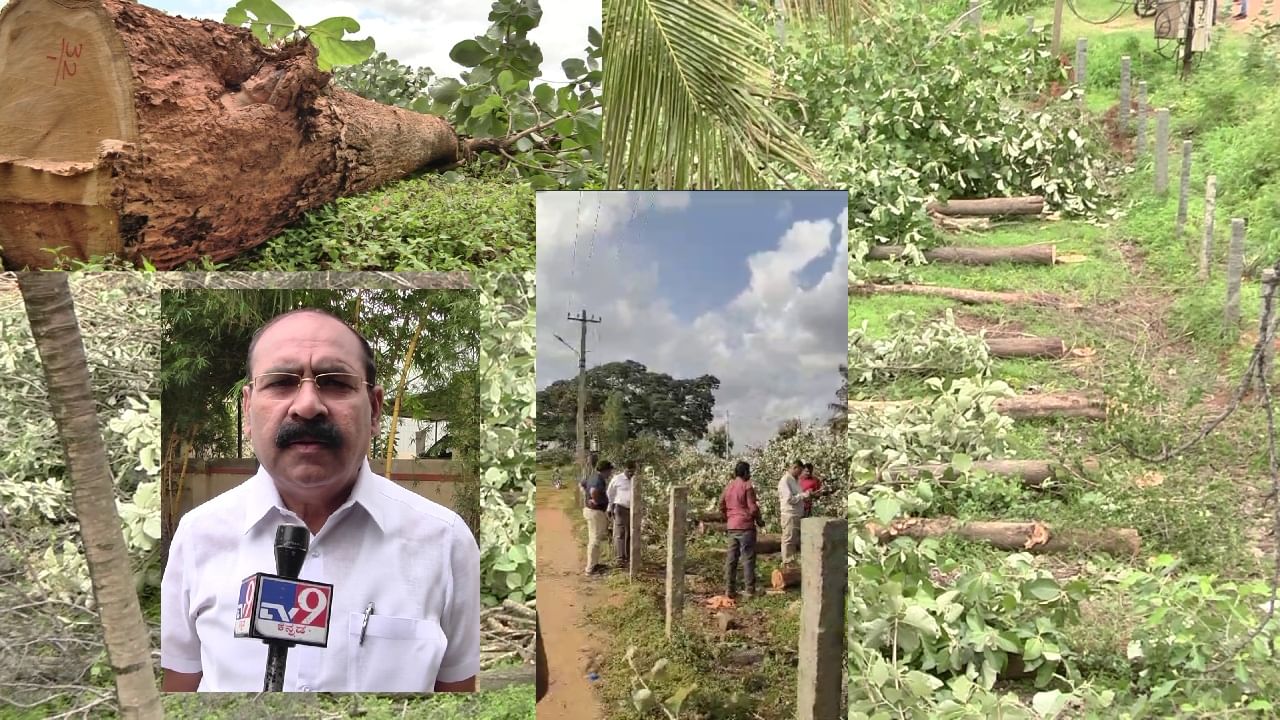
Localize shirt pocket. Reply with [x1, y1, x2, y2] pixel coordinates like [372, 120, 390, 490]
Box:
[346, 612, 446, 692]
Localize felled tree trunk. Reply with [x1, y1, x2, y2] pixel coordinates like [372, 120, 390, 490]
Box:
[770, 567, 801, 590]
[984, 336, 1068, 358]
[870, 517, 1141, 557]
[0, 0, 464, 269]
[866, 243, 1056, 266]
[850, 392, 1106, 420]
[928, 196, 1045, 216]
[880, 458, 1101, 489]
[850, 283, 1073, 308]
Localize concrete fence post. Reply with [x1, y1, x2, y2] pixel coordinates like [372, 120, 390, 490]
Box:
[1176, 140, 1193, 238]
[1136, 81, 1149, 157]
[629, 472, 644, 580]
[796, 518, 847, 720]
[1200, 175, 1216, 280]
[664, 486, 687, 638]
[1119, 55, 1131, 130]
[1225, 219, 1246, 329]
[1154, 108, 1170, 194]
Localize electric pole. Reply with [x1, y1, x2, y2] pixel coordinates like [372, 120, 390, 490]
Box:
[567, 309, 601, 477]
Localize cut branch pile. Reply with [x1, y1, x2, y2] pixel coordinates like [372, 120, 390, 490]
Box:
[480, 598, 536, 671]
[868, 517, 1141, 557]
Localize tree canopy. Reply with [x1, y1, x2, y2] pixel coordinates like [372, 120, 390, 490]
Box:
[536, 360, 719, 446]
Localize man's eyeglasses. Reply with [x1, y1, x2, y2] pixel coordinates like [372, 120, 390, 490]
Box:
[249, 372, 373, 399]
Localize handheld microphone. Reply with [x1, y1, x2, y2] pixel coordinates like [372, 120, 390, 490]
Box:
[234, 524, 334, 692]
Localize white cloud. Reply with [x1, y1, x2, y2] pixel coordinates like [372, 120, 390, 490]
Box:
[536, 194, 848, 447]
[149, 0, 597, 83]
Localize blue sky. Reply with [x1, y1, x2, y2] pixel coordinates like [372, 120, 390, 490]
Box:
[139, 0, 596, 84]
[536, 191, 849, 447]
[563, 192, 844, 324]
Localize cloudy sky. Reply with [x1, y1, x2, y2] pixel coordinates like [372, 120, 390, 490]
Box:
[536, 192, 849, 448]
[145, 0, 597, 83]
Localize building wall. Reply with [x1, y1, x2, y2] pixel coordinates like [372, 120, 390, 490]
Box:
[169, 458, 465, 522]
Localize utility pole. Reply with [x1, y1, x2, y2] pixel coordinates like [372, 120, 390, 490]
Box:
[567, 309, 602, 476]
[1181, 0, 1197, 79]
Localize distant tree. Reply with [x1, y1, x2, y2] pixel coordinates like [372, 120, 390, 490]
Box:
[777, 417, 804, 440]
[828, 364, 849, 435]
[536, 360, 719, 445]
[706, 424, 733, 459]
[600, 391, 628, 459]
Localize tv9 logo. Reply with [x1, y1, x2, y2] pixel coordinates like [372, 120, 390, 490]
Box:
[258, 577, 331, 627]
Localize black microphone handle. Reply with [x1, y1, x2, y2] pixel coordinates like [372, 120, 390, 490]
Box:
[264, 642, 289, 692]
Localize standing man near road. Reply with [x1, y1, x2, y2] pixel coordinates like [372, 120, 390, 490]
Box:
[160, 308, 479, 692]
[778, 459, 811, 565]
[582, 460, 612, 575]
[607, 460, 636, 569]
[577, 451, 599, 506]
[719, 461, 762, 598]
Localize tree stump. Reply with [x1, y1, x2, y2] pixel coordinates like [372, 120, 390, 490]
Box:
[0, 0, 463, 269]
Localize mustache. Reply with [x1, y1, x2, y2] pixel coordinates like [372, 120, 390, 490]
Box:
[275, 419, 344, 449]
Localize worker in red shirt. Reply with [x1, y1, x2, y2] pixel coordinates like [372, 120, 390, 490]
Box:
[799, 463, 822, 517]
[719, 461, 763, 598]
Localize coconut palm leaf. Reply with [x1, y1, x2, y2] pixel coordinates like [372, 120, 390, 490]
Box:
[603, 0, 826, 189]
[778, 0, 878, 44]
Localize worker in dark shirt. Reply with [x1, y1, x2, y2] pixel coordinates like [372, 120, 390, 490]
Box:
[582, 460, 612, 575]
[577, 452, 599, 506]
[719, 461, 762, 598]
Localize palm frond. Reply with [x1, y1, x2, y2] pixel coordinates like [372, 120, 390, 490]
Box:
[778, 0, 878, 45]
[603, 0, 826, 189]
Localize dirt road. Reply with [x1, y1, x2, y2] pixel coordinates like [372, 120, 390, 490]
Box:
[535, 487, 604, 720]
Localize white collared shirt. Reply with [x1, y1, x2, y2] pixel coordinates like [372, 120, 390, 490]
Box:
[778, 471, 805, 517]
[607, 471, 632, 508]
[160, 459, 480, 691]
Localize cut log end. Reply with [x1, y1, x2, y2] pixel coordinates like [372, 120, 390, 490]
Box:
[770, 567, 801, 590]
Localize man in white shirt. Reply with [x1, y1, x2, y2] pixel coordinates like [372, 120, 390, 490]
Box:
[160, 308, 480, 692]
[777, 460, 811, 565]
[607, 460, 636, 568]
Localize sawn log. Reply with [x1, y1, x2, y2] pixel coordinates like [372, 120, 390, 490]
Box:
[850, 283, 1074, 308]
[927, 196, 1045, 216]
[880, 458, 1101, 489]
[866, 243, 1056, 266]
[850, 392, 1106, 420]
[984, 336, 1068, 358]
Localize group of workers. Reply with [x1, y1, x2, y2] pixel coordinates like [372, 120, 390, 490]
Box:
[571, 454, 826, 598]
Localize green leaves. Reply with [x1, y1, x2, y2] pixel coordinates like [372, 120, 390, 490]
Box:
[450, 39, 489, 68]
[224, 0, 296, 45]
[224, 1, 374, 70]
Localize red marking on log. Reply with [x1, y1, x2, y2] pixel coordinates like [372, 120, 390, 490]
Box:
[46, 37, 83, 85]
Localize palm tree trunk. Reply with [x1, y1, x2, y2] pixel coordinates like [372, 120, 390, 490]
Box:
[17, 272, 163, 720]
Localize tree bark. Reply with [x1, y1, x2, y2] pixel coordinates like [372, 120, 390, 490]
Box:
[0, 0, 465, 269]
[771, 566, 801, 590]
[850, 392, 1106, 420]
[17, 272, 162, 720]
[984, 336, 1068, 358]
[850, 283, 1073, 308]
[927, 196, 1045, 216]
[880, 458, 1100, 488]
[866, 243, 1056, 266]
[869, 516, 1141, 557]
